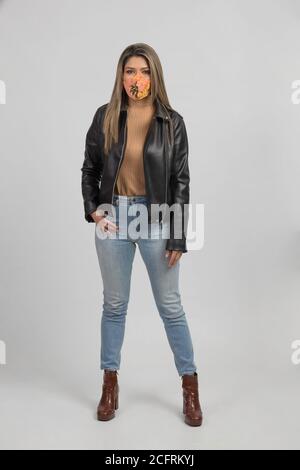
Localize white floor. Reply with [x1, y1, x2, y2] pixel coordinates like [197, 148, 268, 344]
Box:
[1, 360, 299, 450]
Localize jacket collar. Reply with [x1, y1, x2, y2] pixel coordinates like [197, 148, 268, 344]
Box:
[120, 97, 167, 120]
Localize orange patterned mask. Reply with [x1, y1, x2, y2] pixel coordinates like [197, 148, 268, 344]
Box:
[123, 73, 151, 100]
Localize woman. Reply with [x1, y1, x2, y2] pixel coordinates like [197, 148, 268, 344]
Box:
[81, 43, 203, 426]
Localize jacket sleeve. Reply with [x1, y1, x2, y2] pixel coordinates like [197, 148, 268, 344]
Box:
[166, 114, 190, 253]
[81, 107, 104, 223]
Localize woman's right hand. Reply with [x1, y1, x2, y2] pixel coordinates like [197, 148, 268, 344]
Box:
[91, 212, 119, 234]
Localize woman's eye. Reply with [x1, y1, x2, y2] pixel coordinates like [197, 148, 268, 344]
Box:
[126, 70, 150, 75]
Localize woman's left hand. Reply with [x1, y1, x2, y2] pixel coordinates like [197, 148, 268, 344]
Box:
[165, 250, 182, 267]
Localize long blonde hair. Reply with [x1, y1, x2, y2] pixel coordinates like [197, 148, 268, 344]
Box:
[103, 43, 174, 156]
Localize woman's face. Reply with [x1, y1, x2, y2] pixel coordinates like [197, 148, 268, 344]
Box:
[123, 56, 151, 101]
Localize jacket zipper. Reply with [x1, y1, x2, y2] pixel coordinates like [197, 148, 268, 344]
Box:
[143, 116, 156, 217]
[111, 120, 128, 204]
[164, 115, 170, 205]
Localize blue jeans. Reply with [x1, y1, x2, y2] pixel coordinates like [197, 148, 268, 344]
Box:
[94, 194, 197, 377]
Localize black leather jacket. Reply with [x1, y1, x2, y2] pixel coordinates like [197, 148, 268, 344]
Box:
[81, 99, 190, 253]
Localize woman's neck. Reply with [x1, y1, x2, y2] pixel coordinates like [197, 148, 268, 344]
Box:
[127, 94, 154, 109]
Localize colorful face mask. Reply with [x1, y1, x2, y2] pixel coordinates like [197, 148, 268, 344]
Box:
[123, 73, 151, 100]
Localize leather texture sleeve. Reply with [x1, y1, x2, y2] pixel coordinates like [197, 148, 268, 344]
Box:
[81, 107, 104, 223]
[166, 113, 190, 253]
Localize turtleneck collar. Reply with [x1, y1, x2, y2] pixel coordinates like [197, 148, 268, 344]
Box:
[120, 96, 168, 120]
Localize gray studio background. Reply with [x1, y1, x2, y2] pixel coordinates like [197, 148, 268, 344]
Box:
[0, 0, 300, 450]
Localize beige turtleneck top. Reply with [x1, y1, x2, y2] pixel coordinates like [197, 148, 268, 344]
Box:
[114, 94, 155, 196]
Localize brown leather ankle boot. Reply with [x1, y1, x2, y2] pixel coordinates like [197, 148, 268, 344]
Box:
[97, 369, 119, 421]
[182, 372, 203, 426]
